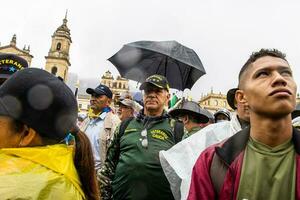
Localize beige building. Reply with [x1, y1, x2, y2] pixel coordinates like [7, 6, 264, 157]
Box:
[199, 90, 233, 113]
[45, 13, 72, 82]
[0, 34, 33, 65]
[77, 94, 90, 114]
[100, 70, 129, 102]
[297, 94, 300, 104]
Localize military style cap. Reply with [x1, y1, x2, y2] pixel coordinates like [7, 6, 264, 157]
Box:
[139, 74, 170, 91]
[0, 53, 28, 80]
[226, 88, 238, 110]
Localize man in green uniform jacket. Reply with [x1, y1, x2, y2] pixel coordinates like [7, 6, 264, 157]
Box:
[98, 75, 175, 200]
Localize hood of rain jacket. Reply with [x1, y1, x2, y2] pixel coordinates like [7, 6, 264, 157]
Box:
[0, 144, 85, 200]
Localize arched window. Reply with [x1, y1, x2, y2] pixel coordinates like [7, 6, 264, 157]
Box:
[56, 43, 62, 51]
[215, 100, 218, 106]
[51, 66, 58, 75]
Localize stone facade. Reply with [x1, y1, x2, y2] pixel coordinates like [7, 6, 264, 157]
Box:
[199, 90, 233, 113]
[77, 94, 90, 114]
[0, 34, 33, 66]
[100, 70, 129, 101]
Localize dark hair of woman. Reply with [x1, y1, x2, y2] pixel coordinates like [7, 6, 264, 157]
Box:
[11, 119, 25, 133]
[72, 128, 100, 200]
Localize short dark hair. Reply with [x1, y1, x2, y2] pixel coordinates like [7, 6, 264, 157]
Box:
[11, 119, 25, 133]
[238, 49, 287, 88]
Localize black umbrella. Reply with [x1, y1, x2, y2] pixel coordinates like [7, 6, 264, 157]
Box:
[108, 40, 206, 90]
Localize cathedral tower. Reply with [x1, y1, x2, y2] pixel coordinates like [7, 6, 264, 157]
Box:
[45, 12, 72, 81]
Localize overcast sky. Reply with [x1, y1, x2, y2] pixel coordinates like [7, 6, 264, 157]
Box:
[1, 0, 300, 100]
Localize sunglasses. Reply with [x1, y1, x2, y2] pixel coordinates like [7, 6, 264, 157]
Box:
[140, 129, 148, 148]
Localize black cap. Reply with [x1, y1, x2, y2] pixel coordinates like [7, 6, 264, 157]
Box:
[0, 53, 28, 80]
[168, 101, 209, 123]
[226, 88, 238, 110]
[86, 84, 113, 99]
[0, 68, 78, 141]
[139, 74, 170, 91]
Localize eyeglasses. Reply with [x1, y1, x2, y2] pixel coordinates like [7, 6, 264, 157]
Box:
[140, 129, 148, 148]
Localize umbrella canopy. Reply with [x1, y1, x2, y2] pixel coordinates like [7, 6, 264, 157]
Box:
[108, 40, 206, 90]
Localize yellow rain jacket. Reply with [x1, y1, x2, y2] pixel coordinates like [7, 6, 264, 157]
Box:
[0, 144, 85, 200]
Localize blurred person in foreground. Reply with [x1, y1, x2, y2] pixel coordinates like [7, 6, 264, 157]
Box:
[159, 88, 250, 200]
[0, 68, 99, 200]
[188, 49, 299, 200]
[0, 53, 28, 85]
[99, 74, 176, 200]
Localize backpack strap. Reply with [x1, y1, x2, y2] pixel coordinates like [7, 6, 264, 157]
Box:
[173, 120, 184, 143]
[118, 117, 134, 138]
[210, 152, 228, 197]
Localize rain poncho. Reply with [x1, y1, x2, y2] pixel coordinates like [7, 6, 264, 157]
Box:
[0, 144, 85, 200]
[159, 113, 242, 200]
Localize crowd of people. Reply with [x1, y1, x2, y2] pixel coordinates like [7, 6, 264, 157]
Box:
[0, 48, 299, 200]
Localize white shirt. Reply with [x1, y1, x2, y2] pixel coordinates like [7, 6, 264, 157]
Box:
[85, 112, 107, 171]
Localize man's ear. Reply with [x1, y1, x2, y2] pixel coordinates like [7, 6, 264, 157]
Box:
[235, 89, 248, 105]
[166, 91, 170, 100]
[164, 91, 171, 106]
[182, 115, 189, 124]
[19, 126, 39, 147]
